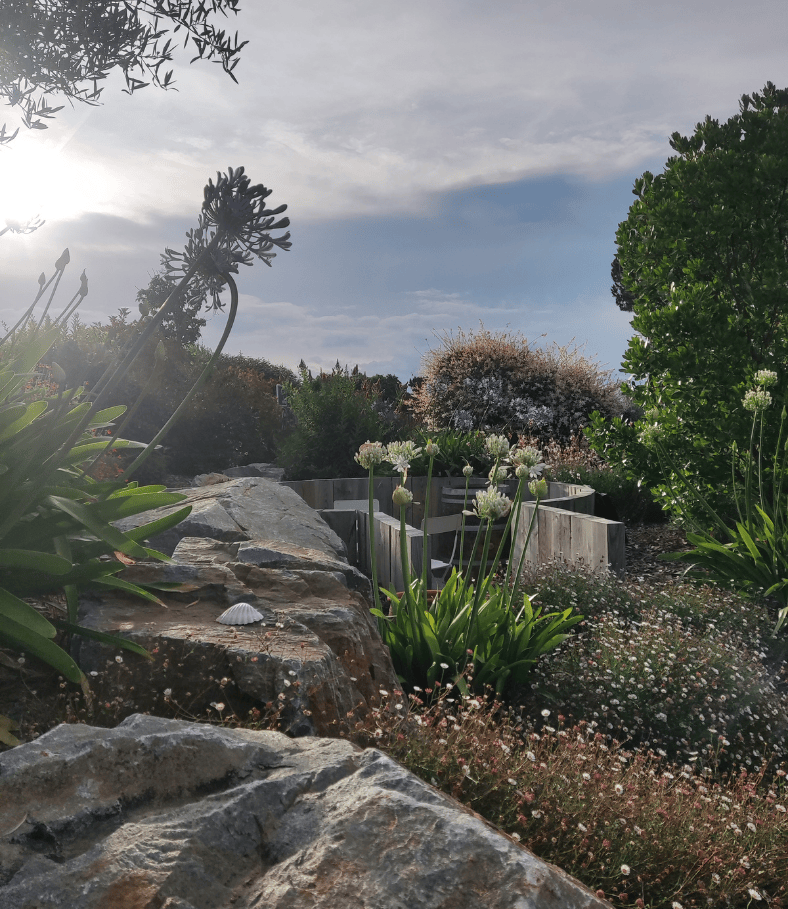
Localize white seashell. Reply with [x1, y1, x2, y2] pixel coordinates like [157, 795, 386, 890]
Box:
[216, 602, 264, 625]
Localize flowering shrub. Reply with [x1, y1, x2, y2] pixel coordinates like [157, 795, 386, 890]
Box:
[410, 327, 637, 444]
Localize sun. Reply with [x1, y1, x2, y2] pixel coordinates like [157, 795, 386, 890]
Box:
[0, 138, 87, 229]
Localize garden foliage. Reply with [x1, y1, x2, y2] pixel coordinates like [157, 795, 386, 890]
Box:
[278, 363, 402, 479]
[410, 326, 635, 446]
[587, 82, 788, 528]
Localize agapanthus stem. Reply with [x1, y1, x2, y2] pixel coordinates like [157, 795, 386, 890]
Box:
[368, 467, 383, 614]
[121, 273, 239, 482]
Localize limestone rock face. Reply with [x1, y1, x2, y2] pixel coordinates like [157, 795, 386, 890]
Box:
[116, 477, 346, 559]
[0, 716, 611, 909]
[73, 537, 393, 736]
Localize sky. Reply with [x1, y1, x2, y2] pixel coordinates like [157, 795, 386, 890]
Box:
[2, 0, 788, 383]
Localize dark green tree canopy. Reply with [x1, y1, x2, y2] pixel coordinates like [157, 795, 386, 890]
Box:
[589, 82, 788, 525]
[0, 0, 246, 144]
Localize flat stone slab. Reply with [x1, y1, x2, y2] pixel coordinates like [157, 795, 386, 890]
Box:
[0, 715, 611, 909]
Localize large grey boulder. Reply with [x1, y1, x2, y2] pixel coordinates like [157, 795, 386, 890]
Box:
[116, 477, 346, 559]
[72, 537, 396, 737]
[0, 715, 610, 909]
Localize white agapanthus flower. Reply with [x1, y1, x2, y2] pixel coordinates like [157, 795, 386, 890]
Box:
[754, 369, 778, 387]
[385, 440, 422, 474]
[743, 388, 772, 412]
[468, 486, 512, 521]
[355, 441, 386, 469]
[484, 433, 511, 461]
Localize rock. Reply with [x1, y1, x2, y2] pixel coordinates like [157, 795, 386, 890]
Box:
[0, 715, 610, 909]
[192, 472, 233, 487]
[116, 477, 347, 560]
[223, 462, 286, 481]
[71, 538, 392, 737]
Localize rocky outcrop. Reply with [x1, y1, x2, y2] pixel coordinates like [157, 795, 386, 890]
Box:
[74, 478, 397, 736]
[0, 715, 611, 909]
[116, 476, 346, 559]
[73, 536, 396, 737]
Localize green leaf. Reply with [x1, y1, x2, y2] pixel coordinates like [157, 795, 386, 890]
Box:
[93, 575, 167, 606]
[47, 496, 148, 558]
[0, 549, 71, 575]
[0, 401, 47, 443]
[0, 615, 83, 683]
[0, 587, 56, 638]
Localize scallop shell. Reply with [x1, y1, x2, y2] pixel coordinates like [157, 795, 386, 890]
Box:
[216, 602, 264, 625]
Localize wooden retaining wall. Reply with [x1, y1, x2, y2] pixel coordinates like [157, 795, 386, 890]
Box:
[287, 478, 624, 580]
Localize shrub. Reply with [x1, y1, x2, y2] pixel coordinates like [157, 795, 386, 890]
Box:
[587, 83, 788, 528]
[55, 315, 296, 481]
[410, 326, 637, 446]
[277, 363, 401, 479]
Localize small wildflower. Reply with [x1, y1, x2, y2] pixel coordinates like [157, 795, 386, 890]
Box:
[526, 751, 536, 762]
[163, 688, 172, 698]
[620, 864, 630, 876]
[578, 823, 588, 833]
[748, 889, 762, 901]
[541, 709, 551, 718]
[614, 783, 624, 795]
[115, 656, 123, 664]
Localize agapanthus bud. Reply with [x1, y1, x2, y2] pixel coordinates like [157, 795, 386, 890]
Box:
[462, 464, 474, 478]
[529, 478, 548, 500]
[392, 485, 414, 507]
[489, 465, 509, 485]
[515, 463, 530, 480]
[424, 440, 440, 458]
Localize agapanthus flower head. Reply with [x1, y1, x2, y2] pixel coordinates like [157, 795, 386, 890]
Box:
[162, 166, 291, 309]
[468, 486, 512, 521]
[515, 463, 530, 480]
[392, 485, 414, 507]
[488, 465, 509, 485]
[355, 441, 386, 470]
[484, 433, 511, 461]
[755, 369, 778, 388]
[743, 387, 772, 412]
[638, 422, 664, 446]
[386, 440, 422, 475]
[529, 478, 549, 500]
[462, 463, 474, 478]
[510, 445, 541, 468]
